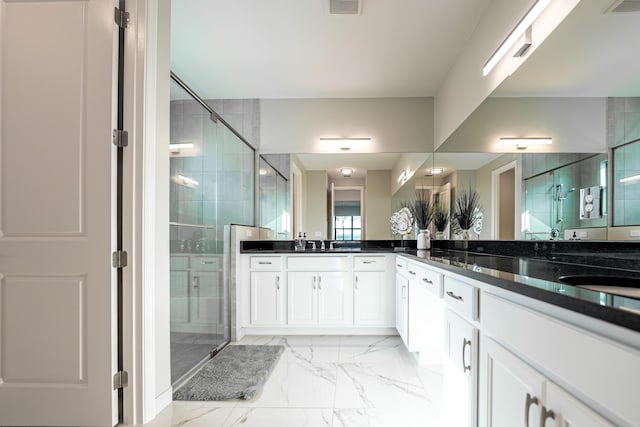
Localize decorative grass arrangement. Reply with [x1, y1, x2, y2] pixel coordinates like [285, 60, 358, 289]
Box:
[452, 187, 481, 231]
[407, 188, 433, 230]
[433, 201, 449, 232]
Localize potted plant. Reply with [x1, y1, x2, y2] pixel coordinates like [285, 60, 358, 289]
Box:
[433, 200, 449, 239]
[452, 187, 482, 240]
[406, 189, 434, 249]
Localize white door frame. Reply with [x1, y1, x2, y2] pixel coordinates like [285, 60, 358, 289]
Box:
[491, 160, 521, 240]
[332, 186, 365, 240]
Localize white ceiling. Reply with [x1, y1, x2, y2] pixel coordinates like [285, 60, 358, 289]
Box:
[170, 0, 492, 99]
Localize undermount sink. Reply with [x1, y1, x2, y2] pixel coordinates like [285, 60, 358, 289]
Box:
[558, 275, 640, 299]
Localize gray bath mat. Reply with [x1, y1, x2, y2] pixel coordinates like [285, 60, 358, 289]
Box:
[173, 345, 284, 401]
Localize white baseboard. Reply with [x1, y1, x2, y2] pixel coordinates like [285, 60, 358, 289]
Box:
[242, 326, 398, 336]
[154, 386, 173, 416]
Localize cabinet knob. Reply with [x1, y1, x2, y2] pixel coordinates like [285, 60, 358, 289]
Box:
[524, 393, 539, 427]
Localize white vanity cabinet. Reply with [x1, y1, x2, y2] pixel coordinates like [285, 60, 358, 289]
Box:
[353, 255, 395, 326]
[442, 274, 480, 427]
[480, 292, 637, 427]
[249, 256, 284, 326]
[406, 260, 444, 362]
[395, 258, 410, 346]
[287, 256, 353, 326]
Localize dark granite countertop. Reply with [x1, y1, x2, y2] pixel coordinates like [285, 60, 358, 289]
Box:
[240, 239, 640, 333]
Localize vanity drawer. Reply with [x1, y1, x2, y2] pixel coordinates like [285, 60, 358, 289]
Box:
[287, 256, 348, 271]
[443, 276, 478, 321]
[170, 255, 189, 270]
[250, 256, 282, 270]
[191, 255, 219, 271]
[395, 257, 408, 271]
[407, 261, 443, 298]
[354, 256, 386, 271]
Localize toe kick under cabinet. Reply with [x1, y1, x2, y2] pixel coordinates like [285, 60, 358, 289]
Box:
[240, 253, 396, 334]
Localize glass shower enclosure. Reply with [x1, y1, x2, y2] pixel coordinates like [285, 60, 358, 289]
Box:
[169, 75, 255, 384]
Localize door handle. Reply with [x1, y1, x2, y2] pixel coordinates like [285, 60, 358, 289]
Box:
[446, 290, 464, 301]
[524, 393, 539, 427]
[462, 338, 471, 373]
[539, 405, 555, 427]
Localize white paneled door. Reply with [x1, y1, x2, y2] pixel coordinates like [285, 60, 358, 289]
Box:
[0, 0, 118, 426]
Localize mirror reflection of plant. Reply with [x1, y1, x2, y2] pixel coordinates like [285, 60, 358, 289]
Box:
[433, 201, 449, 232]
[452, 187, 482, 231]
[405, 188, 433, 230]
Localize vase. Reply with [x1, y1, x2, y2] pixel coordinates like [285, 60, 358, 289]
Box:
[417, 229, 431, 249]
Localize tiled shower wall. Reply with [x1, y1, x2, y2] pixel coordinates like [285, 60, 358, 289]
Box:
[609, 97, 640, 227]
[170, 97, 257, 251]
[522, 154, 607, 239]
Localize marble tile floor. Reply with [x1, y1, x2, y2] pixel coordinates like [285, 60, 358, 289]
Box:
[143, 335, 443, 427]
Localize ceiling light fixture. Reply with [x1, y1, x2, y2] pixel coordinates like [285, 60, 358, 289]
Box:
[339, 167, 354, 177]
[499, 137, 552, 149]
[619, 174, 640, 184]
[430, 167, 444, 175]
[320, 137, 371, 151]
[482, 0, 550, 76]
[174, 174, 199, 188]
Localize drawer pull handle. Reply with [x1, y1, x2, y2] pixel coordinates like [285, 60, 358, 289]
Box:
[363, 261, 375, 264]
[462, 338, 471, 373]
[446, 290, 464, 301]
[540, 406, 555, 427]
[396, 264, 402, 268]
[422, 278, 433, 284]
[408, 270, 416, 275]
[524, 393, 539, 427]
[258, 261, 272, 265]
[201, 260, 215, 265]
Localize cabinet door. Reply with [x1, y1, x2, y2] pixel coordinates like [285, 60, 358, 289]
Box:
[287, 272, 318, 325]
[443, 309, 479, 427]
[395, 272, 409, 345]
[318, 271, 353, 325]
[408, 281, 444, 362]
[545, 382, 614, 427]
[190, 271, 222, 325]
[170, 270, 190, 326]
[479, 336, 545, 427]
[250, 271, 284, 325]
[354, 271, 388, 326]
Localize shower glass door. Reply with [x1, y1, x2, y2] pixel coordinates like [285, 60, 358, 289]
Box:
[169, 76, 254, 384]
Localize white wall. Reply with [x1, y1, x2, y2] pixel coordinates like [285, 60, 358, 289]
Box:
[304, 171, 328, 239]
[260, 98, 434, 154]
[365, 171, 392, 240]
[434, 0, 581, 148]
[439, 97, 607, 153]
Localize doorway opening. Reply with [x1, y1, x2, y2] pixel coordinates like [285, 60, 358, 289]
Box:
[491, 160, 520, 240]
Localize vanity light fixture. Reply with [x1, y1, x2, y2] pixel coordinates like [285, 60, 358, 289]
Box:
[397, 170, 407, 183]
[320, 137, 371, 151]
[619, 174, 640, 184]
[169, 142, 195, 152]
[258, 168, 269, 176]
[482, 0, 550, 76]
[339, 167, 354, 177]
[430, 167, 444, 175]
[499, 137, 552, 149]
[175, 174, 199, 188]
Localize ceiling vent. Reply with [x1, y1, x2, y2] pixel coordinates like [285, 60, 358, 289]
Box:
[606, 0, 640, 13]
[326, 0, 361, 15]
